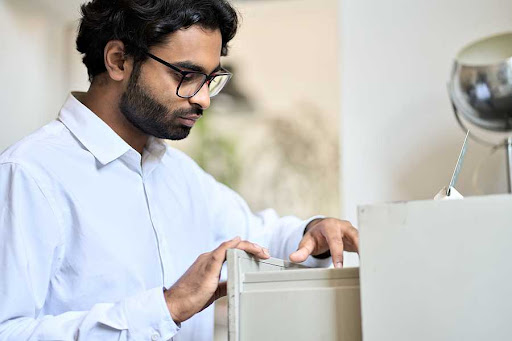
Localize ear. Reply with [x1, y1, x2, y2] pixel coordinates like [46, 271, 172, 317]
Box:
[103, 40, 132, 82]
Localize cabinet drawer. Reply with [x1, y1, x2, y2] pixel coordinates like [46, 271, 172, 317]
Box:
[227, 249, 361, 341]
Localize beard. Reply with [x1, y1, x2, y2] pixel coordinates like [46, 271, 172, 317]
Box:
[119, 63, 202, 140]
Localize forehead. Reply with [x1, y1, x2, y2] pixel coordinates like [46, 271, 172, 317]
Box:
[151, 25, 222, 72]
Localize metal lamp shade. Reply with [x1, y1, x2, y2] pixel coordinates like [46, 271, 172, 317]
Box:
[449, 32, 512, 133]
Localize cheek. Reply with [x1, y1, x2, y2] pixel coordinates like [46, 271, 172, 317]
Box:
[139, 64, 191, 111]
[145, 80, 182, 111]
[140, 63, 180, 100]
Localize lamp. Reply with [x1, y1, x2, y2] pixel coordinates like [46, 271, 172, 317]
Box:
[449, 32, 512, 193]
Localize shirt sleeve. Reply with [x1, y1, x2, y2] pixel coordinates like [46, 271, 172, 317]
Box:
[0, 162, 179, 341]
[203, 172, 332, 268]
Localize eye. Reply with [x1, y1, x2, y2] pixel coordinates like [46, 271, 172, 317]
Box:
[181, 73, 195, 83]
[181, 72, 204, 84]
[169, 70, 182, 82]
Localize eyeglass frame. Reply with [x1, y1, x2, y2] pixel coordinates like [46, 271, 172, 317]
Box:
[145, 52, 232, 99]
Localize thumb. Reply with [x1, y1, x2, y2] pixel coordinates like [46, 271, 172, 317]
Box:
[210, 236, 242, 271]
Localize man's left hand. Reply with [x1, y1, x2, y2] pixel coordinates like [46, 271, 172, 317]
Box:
[289, 218, 359, 268]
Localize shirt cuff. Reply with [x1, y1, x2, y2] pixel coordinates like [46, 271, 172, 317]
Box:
[287, 215, 333, 268]
[122, 287, 180, 341]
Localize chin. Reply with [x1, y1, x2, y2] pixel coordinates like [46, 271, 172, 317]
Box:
[154, 126, 191, 141]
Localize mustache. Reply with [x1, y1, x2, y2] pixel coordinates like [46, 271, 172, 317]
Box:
[174, 107, 203, 117]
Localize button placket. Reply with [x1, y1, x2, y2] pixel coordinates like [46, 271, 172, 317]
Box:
[142, 175, 167, 286]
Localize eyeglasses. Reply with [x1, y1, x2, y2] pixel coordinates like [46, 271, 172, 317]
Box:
[146, 53, 232, 99]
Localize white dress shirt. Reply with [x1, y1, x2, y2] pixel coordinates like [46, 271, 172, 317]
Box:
[0, 93, 329, 341]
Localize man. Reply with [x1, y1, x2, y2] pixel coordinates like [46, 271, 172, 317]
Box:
[0, 0, 359, 340]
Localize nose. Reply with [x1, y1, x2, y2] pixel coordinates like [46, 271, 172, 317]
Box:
[188, 82, 211, 110]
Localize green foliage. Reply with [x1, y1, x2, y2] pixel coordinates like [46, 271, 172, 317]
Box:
[191, 114, 242, 189]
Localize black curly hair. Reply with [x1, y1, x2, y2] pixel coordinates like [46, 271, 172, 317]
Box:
[76, 0, 239, 82]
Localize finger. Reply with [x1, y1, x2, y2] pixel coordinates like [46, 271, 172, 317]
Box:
[215, 281, 227, 300]
[210, 236, 242, 265]
[235, 241, 270, 259]
[201, 282, 228, 314]
[289, 234, 316, 263]
[323, 228, 344, 268]
[345, 225, 360, 254]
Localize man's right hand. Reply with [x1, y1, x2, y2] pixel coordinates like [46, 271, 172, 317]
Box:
[163, 236, 270, 324]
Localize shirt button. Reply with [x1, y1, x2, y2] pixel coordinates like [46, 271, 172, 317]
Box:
[151, 332, 160, 340]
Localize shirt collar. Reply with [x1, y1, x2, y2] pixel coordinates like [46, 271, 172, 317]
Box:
[59, 92, 168, 168]
[58, 92, 133, 165]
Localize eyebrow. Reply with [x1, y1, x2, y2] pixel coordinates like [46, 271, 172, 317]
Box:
[174, 61, 222, 74]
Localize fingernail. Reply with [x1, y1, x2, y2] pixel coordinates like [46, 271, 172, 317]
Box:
[233, 236, 241, 241]
[335, 262, 343, 269]
[263, 248, 270, 256]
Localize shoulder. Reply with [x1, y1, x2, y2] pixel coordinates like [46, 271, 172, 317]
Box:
[0, 120, 75, 170]
[162, 144, 206, 173]
[160, 144, 225, 194]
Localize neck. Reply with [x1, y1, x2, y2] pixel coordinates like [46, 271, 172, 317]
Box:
[77, 81, 148, 155]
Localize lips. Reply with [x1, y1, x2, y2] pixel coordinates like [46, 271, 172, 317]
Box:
[178, 114, 201, 127]
[180, 114, 201, 120]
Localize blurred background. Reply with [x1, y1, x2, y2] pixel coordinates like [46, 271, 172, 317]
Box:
[1, 0, 512, 339]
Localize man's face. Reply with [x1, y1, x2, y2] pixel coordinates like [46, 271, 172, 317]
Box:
[119, 25, 223, 140]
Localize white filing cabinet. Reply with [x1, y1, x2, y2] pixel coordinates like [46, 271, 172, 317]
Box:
[358, 194, 512, 341]
[227, 249, 361, 341]
[227, 194, 512, 341]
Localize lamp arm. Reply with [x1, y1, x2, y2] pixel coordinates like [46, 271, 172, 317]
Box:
[450, 99, 497, 147]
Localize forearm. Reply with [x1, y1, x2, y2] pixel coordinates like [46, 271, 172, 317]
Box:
[0, 287, 178, 341]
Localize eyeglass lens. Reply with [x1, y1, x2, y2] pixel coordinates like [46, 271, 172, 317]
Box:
[208, 75, 230, 97]
[178, 74, 231, 98]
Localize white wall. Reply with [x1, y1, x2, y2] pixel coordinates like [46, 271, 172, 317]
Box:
[0, 0, 71, 151]
[227, 0, 339, 119]
[339, 0, 512, 225]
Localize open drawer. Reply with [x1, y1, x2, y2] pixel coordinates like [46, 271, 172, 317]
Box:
[227, 249, 361, 341]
